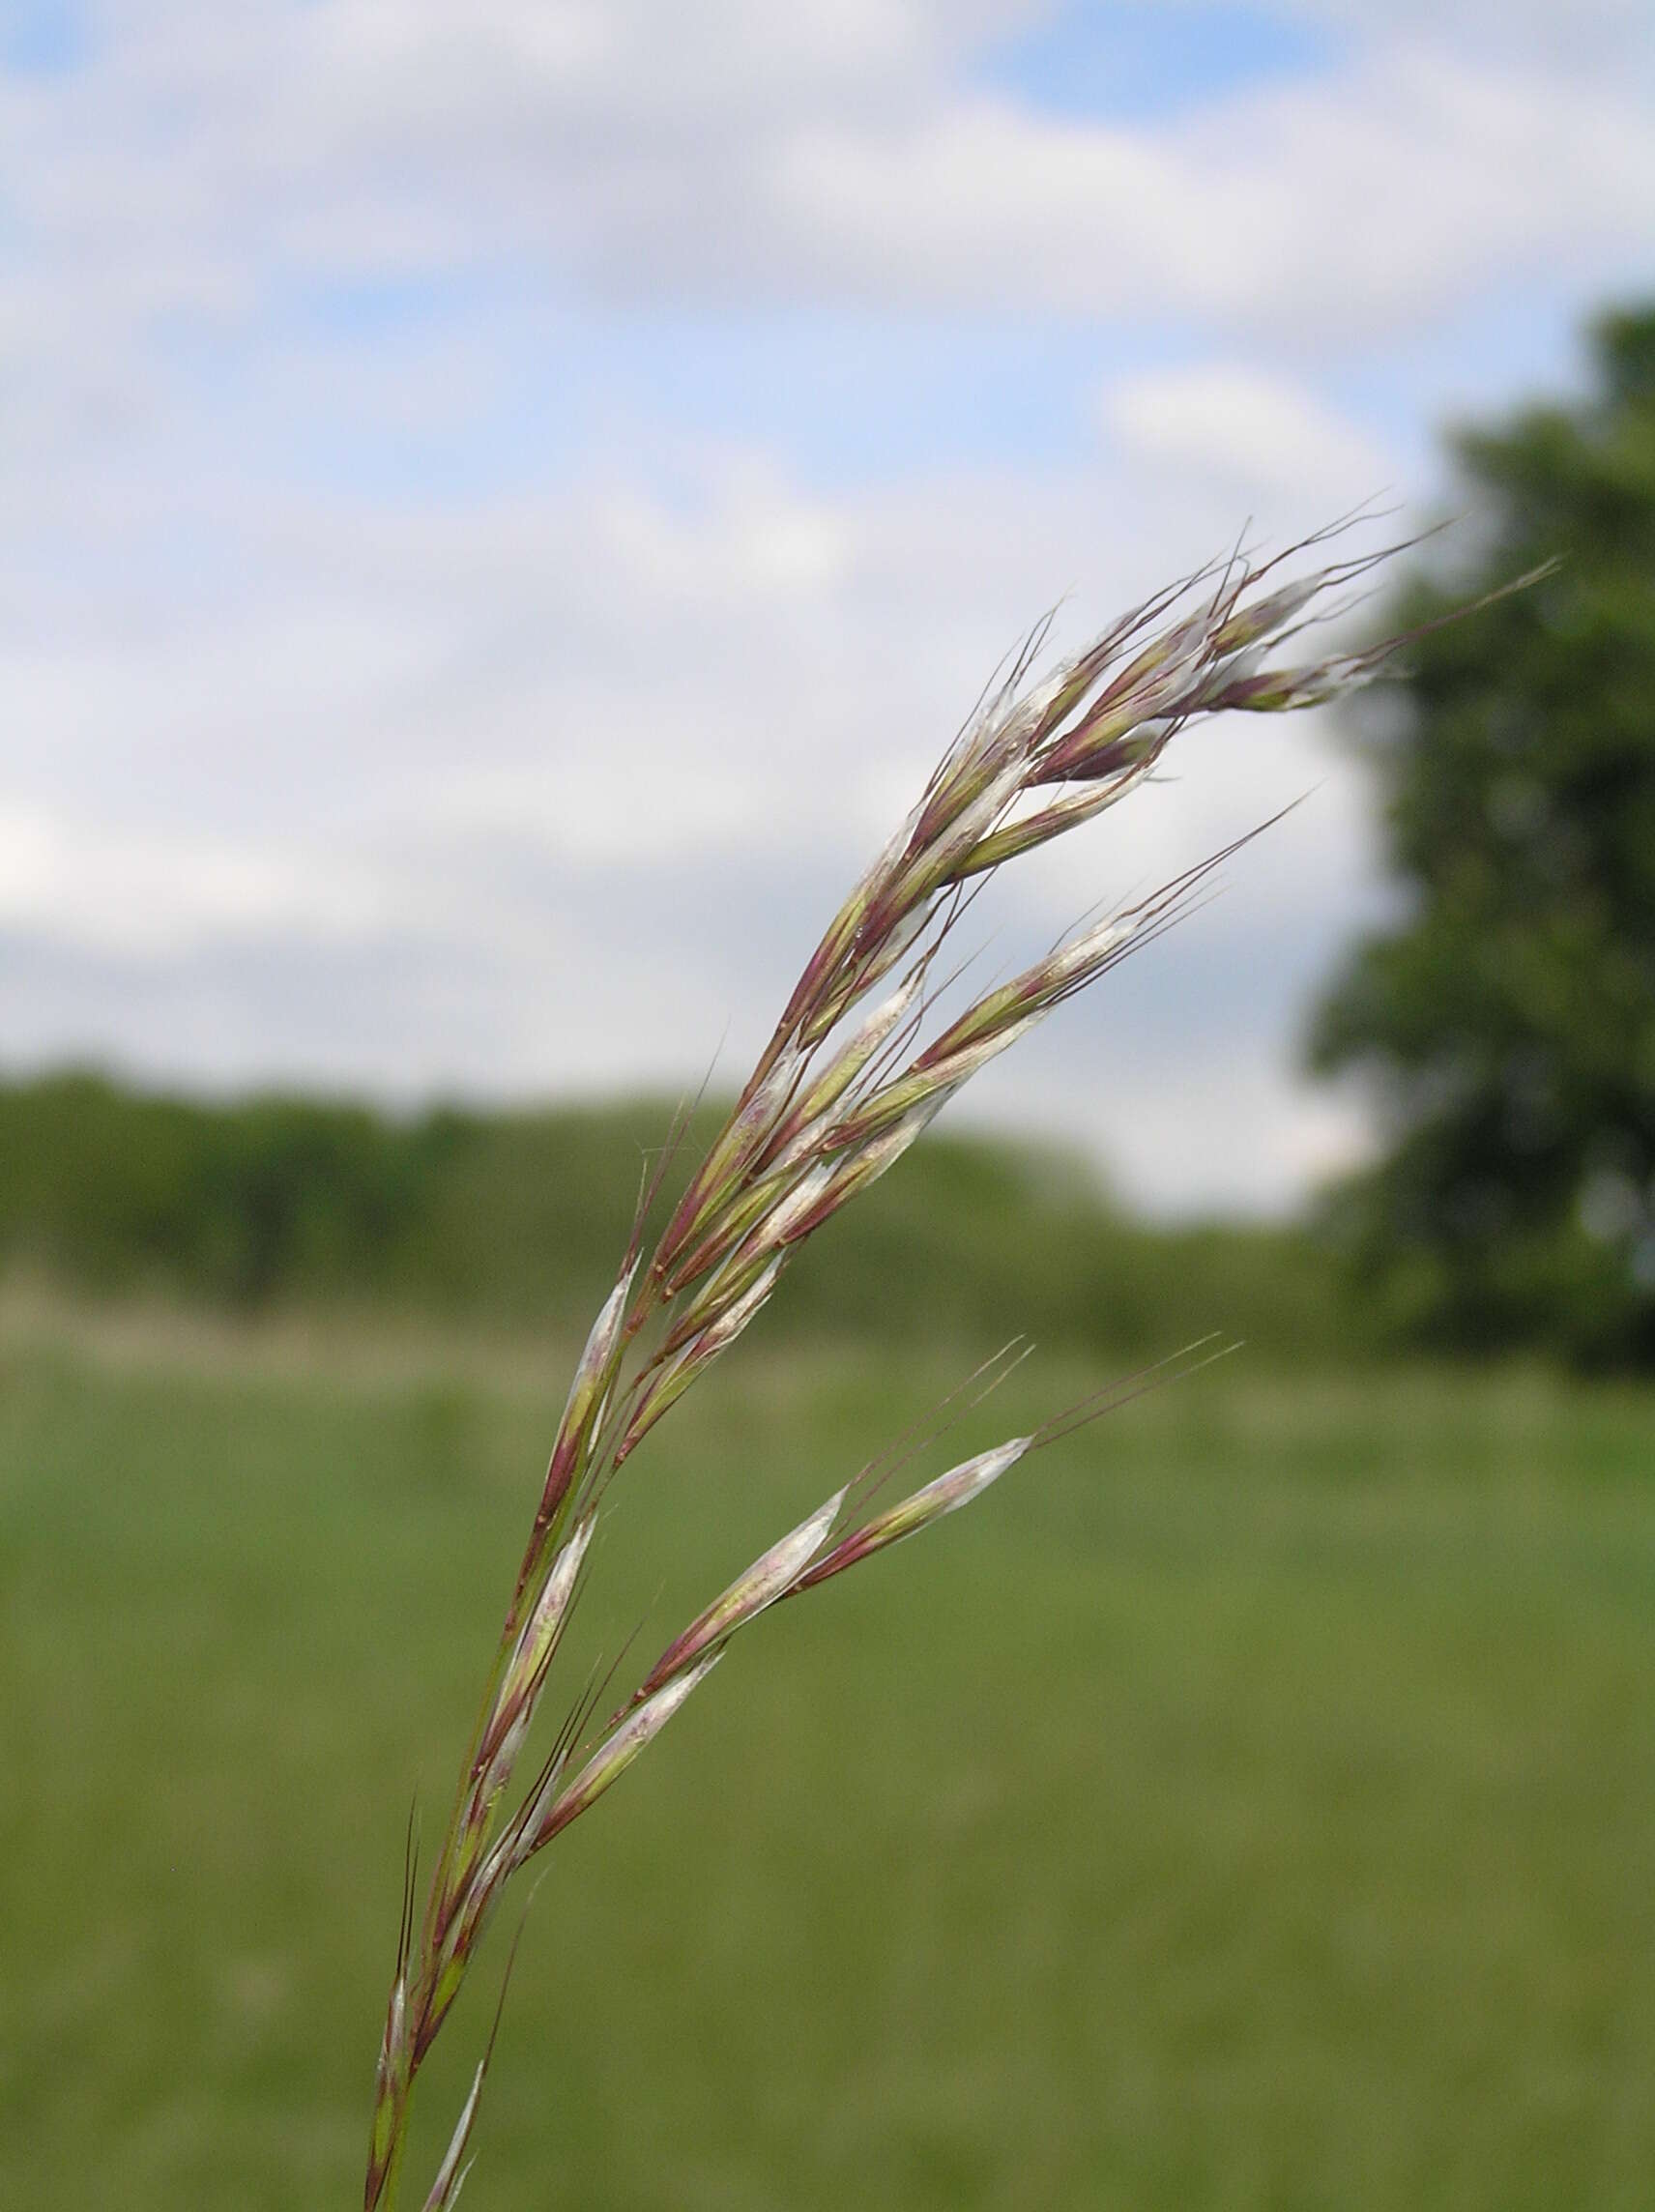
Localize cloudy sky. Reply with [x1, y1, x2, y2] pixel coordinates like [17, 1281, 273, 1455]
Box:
[4, 1, 1653, 1212]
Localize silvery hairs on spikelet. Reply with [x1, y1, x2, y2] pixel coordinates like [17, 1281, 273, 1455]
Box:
[363, 520, 1420, 2211]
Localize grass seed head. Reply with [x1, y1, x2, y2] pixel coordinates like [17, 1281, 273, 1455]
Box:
[368, 519, 1444, 2207]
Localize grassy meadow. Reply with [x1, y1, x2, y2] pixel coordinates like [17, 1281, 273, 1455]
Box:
[2, 1290, 1652, 2210]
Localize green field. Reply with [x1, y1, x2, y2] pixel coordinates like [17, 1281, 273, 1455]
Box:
[3, 1300, 1653, 2210]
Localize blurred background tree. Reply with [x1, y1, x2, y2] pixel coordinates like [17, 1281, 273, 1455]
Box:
[1310, 305, 1655, 1368]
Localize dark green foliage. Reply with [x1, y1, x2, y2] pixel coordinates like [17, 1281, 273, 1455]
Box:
[0, 1069, 686, 1325]
[0, 1067, 1351, 1361]
[1309, 305, 1655, 1367]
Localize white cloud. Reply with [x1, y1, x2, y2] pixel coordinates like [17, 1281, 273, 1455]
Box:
[1102, 364, 1390, 506]
[4, 2, 1651, 374]
[0, 805, 392, 957]
[1288, 0, 1655, 83]
[774, 49, 1654, 333]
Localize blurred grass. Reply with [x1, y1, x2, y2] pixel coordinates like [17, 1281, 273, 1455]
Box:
[2, 1304, 1652, 2209]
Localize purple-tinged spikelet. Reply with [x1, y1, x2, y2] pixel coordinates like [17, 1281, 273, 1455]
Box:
[791, 1440, 1031, 1592]
[633, 1488, 846, 1702]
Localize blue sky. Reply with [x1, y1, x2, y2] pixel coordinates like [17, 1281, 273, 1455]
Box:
[987, 3, 1338, 122]
[3, 1, 1653, 1211]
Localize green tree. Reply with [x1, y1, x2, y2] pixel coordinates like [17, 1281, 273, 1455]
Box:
[1310, 305, 1655, 1368]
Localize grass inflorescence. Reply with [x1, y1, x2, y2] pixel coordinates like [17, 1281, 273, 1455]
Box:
[364, 526, 1418, 2208]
